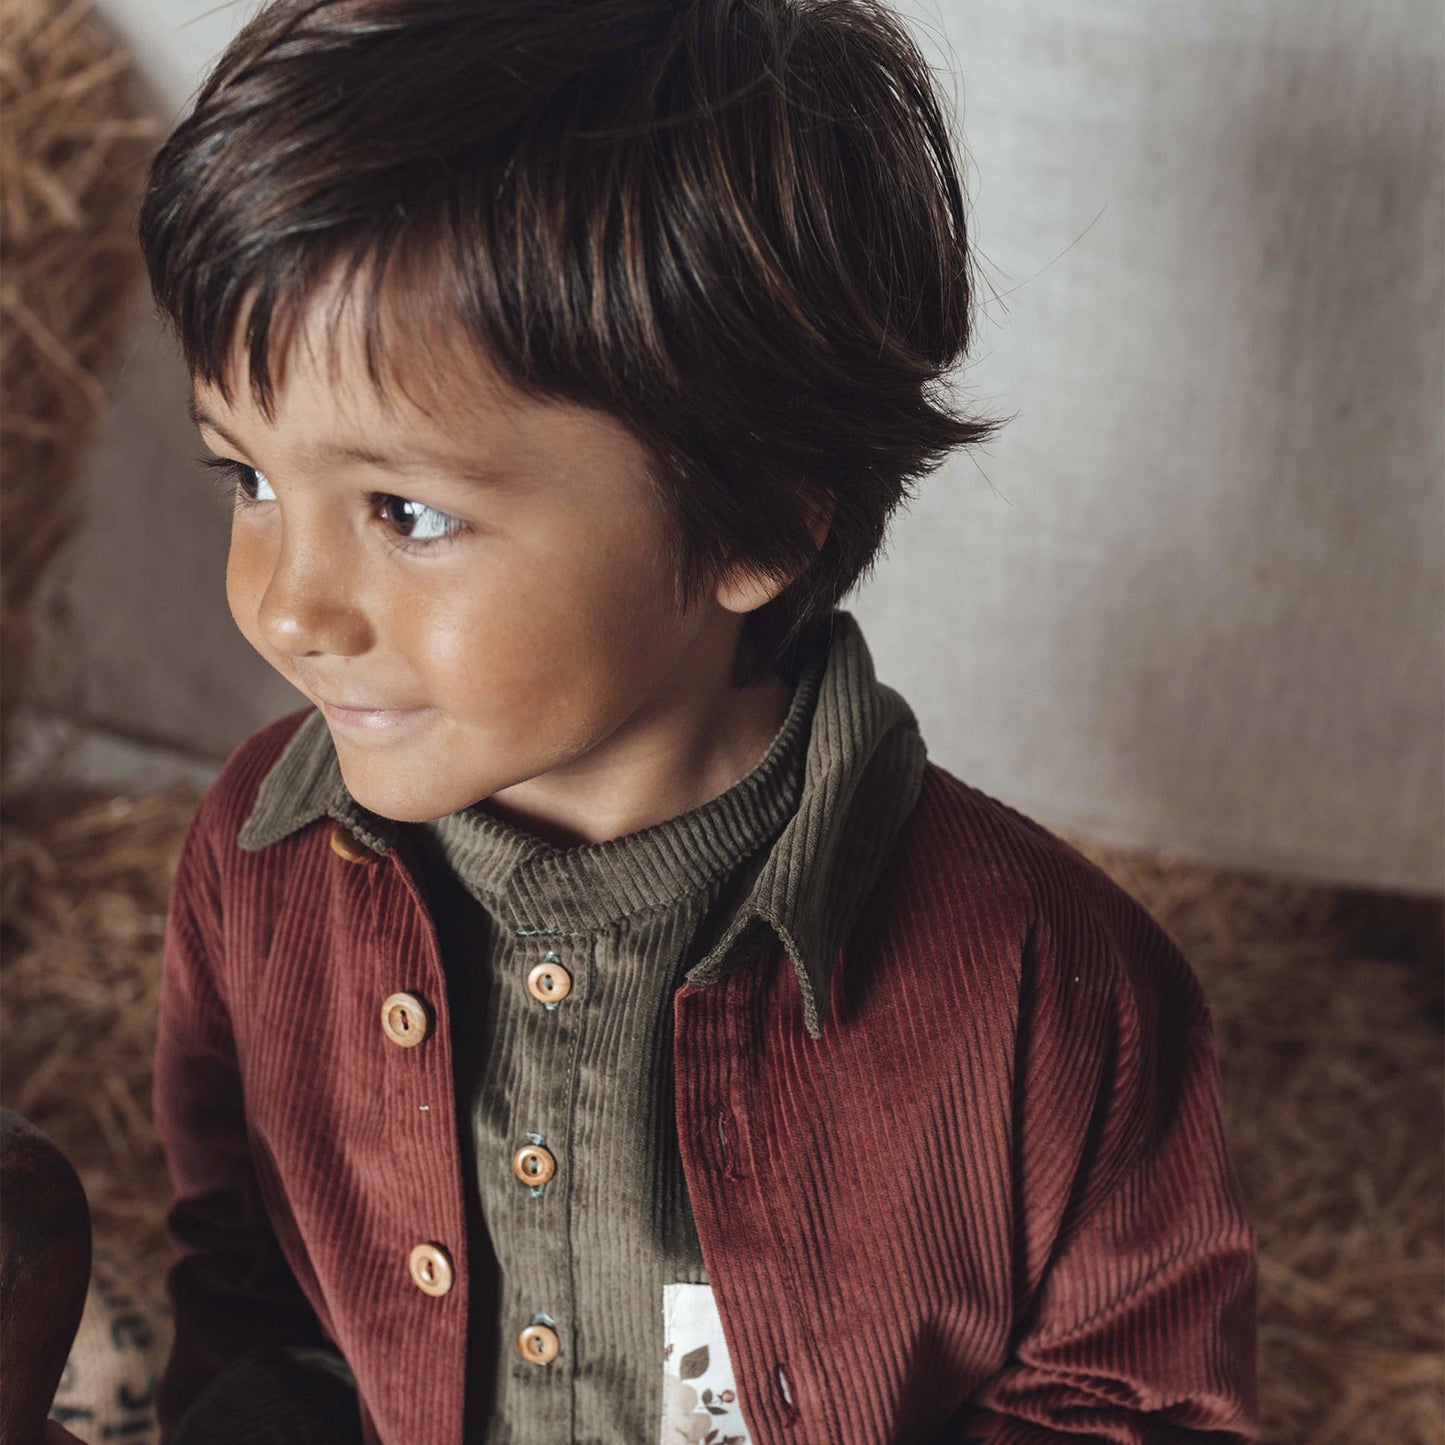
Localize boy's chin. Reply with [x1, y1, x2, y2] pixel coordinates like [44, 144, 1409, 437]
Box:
[331, 747, 492, 826]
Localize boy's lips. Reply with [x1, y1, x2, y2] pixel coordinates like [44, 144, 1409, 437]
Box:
[320, 697, 435, 731]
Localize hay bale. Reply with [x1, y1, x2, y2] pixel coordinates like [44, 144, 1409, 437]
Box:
[0, 0, 158, 786]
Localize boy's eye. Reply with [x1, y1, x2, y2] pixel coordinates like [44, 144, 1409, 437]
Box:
[196, 456, 467, 549]
[198, 455, 274, 504]
[378, 495, 462, 543]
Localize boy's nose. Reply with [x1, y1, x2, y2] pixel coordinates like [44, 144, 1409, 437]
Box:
[254, 540, 372, 659]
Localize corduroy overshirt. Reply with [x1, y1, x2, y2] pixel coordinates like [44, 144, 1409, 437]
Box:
[152, 609, 1260, 1444]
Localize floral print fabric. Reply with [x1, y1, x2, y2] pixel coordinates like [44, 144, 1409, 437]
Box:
[660, 1284, 751, 1444]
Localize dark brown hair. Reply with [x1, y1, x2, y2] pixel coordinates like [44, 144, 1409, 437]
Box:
[139, 0, 1001, 683]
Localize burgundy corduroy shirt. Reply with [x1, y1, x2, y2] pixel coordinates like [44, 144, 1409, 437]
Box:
[152, 614, 1258, 1444]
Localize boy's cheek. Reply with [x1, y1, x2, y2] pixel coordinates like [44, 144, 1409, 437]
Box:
[224, 532, 309, 697]
[225, 539, 274, 655]
[224, 540, 263, 651]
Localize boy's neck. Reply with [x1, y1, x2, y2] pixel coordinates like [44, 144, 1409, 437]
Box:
[476, 626, 796, 849]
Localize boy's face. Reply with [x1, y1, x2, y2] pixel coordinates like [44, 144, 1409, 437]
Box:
[192, 294, 777, 832]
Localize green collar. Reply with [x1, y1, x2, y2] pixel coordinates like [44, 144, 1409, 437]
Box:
[235, 609, 926, 1037]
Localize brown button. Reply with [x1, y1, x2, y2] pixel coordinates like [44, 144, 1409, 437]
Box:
[330, 823, 379, 865]
[518, 1323, 559, 1365]
[381, 992, 429, 1048]
[512, 1144, 556, 1186]
[408, 1242, 454, 1297]
[526, 958, 572, 1005]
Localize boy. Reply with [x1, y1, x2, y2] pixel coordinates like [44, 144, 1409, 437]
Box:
[138, 0, 1259, 1441]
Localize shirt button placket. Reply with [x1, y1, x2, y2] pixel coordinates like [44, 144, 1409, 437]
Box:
[508, 934, 582, 1431]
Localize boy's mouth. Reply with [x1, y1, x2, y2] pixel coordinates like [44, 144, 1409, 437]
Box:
[320, 697, 435, 732]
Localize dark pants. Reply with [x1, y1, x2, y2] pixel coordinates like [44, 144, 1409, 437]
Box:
[169, 1346, 365, 1445]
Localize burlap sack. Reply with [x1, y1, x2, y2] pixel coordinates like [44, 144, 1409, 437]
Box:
[49, 1247, 170, 1445]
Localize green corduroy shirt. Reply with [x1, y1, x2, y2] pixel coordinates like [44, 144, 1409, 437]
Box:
[230, 608, 929, 1444]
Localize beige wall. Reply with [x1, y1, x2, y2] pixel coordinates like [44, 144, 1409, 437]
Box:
[32, 0, 1443, 893]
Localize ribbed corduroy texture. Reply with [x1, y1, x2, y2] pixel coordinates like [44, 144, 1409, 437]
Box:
[153, 610, 1259, 1445]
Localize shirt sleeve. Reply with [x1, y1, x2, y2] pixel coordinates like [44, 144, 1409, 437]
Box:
[151, 803, 346, 1440]
[962, 874, 1260, 1444]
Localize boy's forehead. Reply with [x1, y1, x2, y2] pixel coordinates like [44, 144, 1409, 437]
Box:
[207, 278, 530, 432]
[196, 315, 566, 486]
[191, 286, 651, 476]
[189, 372, 552, 485]
[194, 262, 658, 476]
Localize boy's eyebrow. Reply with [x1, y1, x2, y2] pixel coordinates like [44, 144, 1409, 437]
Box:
[188, 397, 250, 454]
[187, 396, 510, 483]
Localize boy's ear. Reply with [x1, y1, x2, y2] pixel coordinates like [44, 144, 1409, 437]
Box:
[713, 486, 835, 615]
[801, 486, 836, 550]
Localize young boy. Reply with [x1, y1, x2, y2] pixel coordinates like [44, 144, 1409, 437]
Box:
[138, 0, 1259, 1441]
